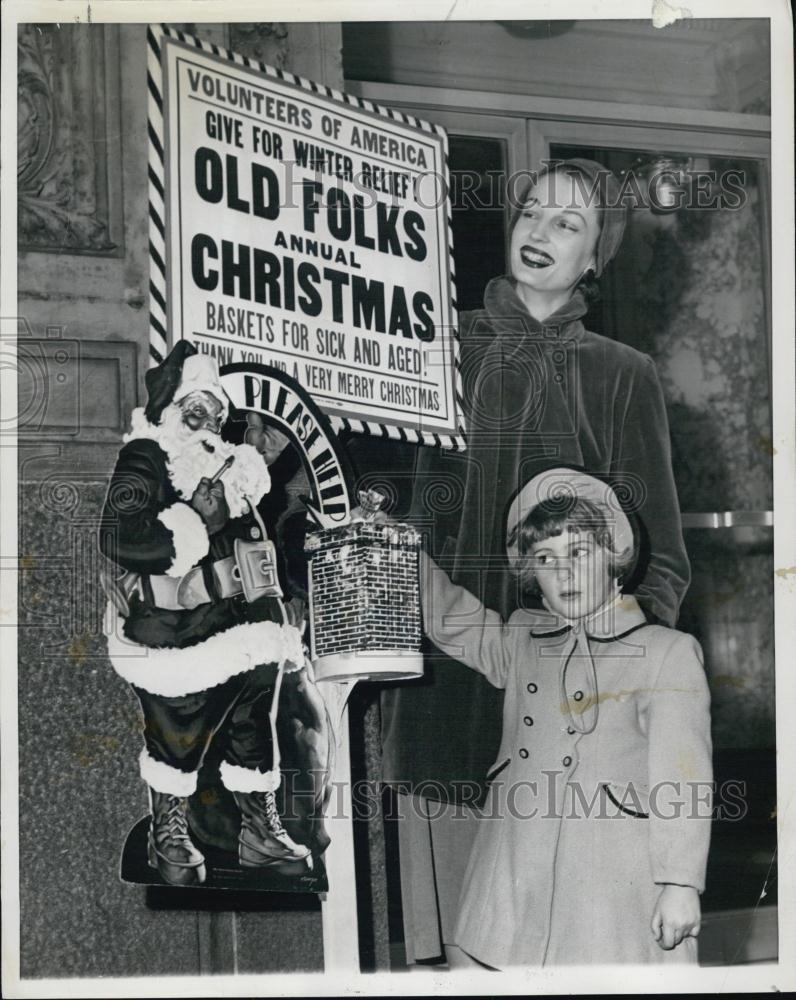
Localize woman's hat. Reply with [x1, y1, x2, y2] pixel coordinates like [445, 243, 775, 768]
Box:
[510, 158, 627, 277]
[505, 467, 634, 568]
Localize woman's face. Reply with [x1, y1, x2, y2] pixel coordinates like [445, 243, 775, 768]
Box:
[510, 170, 601, 303]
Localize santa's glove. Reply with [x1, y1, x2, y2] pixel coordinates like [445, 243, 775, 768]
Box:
[191, 477, 230, 534]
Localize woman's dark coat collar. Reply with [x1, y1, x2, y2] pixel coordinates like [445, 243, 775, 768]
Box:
[482, 275, 590, 338]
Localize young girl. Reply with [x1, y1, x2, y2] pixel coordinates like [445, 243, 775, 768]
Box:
[380, 160, 689, 965]
[418, 467, 712, 968]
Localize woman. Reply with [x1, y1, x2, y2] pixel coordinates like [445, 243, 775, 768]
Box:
[380, 158, 691, 967]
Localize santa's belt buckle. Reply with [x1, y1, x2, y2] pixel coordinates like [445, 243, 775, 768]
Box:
[233, 537, 283, 602]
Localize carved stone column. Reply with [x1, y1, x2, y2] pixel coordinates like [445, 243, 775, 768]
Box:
[229, 22, 344, 89]
[18, 24, 123, 255]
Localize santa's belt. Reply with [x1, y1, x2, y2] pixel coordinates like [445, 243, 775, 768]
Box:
[146, 539, 283, 611]
[148, 557, 237, 611]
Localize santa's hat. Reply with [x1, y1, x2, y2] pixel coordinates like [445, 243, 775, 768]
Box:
[144, 341, 229, 424]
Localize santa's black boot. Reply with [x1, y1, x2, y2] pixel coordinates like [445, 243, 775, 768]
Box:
[233, 790, 311, 866]
[147, 789, 207, 886]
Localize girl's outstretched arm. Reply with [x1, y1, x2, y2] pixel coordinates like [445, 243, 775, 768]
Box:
[419, 551, 511, 690]
[352, 507, 513, 688]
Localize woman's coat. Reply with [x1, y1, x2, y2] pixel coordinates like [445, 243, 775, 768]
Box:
[421, 555, 712, 967]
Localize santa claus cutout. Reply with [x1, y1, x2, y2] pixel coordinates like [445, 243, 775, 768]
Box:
[100, 341, 329, 887]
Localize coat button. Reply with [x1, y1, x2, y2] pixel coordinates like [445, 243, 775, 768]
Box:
[563, 755, 572, 767]
[519, 748, 529, 759]
[524, 716, 534, 726]
[573, 690, 584, 701]
[527, 682, 538, 693]
[567, 726, 576, 735]
[250, 527, 261, 539]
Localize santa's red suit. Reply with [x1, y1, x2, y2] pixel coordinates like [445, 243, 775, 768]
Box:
[100, 342, 310, 884]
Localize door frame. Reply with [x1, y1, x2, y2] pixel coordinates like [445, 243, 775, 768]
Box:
[345, 81, 771, 137]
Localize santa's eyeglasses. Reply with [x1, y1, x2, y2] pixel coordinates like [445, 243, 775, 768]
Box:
[179, 396, 224, 433]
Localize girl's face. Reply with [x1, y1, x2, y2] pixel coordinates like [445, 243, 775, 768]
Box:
[510, 170, 601, 303]
[530, 528, 616, 620]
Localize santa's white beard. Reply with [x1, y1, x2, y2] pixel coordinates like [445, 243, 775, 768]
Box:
[157, 403, 235, 502]
[144, 404, 271, 518]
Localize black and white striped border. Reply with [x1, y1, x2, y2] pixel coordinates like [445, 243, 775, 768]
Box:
[147, 23, 465, 450]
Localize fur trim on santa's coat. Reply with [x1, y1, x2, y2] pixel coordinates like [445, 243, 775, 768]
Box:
[219, 760, 281, 793]
[123, 407, 270, 516]
[106, 603, 304, 697]
[124, 406, 163, 444]
[139, 749, 198, 796]
[157, 503, 209, 578]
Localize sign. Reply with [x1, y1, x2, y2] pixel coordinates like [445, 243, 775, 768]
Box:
[218, 361, 352, 529]
[148, 24, 465, 449]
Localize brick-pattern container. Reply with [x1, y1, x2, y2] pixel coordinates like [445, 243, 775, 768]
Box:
[305, 520, 423, 682]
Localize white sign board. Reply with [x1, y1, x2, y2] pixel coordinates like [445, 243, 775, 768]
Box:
[148, 24, 465, 449]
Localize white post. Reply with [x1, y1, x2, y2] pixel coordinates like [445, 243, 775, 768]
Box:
[317, 680, 360, 973]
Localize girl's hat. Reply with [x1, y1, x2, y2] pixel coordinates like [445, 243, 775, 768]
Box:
[505, 467, 634, 568]
[510, 158, 627, 277]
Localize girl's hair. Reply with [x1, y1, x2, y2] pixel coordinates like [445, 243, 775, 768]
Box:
[507, 495, 638, 593]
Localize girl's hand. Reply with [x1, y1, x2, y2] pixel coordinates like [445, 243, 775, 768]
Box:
[651, 885, 701, 950]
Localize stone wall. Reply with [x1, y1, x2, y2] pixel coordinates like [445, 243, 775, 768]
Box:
[17, 21, 344, 979]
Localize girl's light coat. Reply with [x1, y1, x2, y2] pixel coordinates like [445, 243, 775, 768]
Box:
[421, 555, 712, 968]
